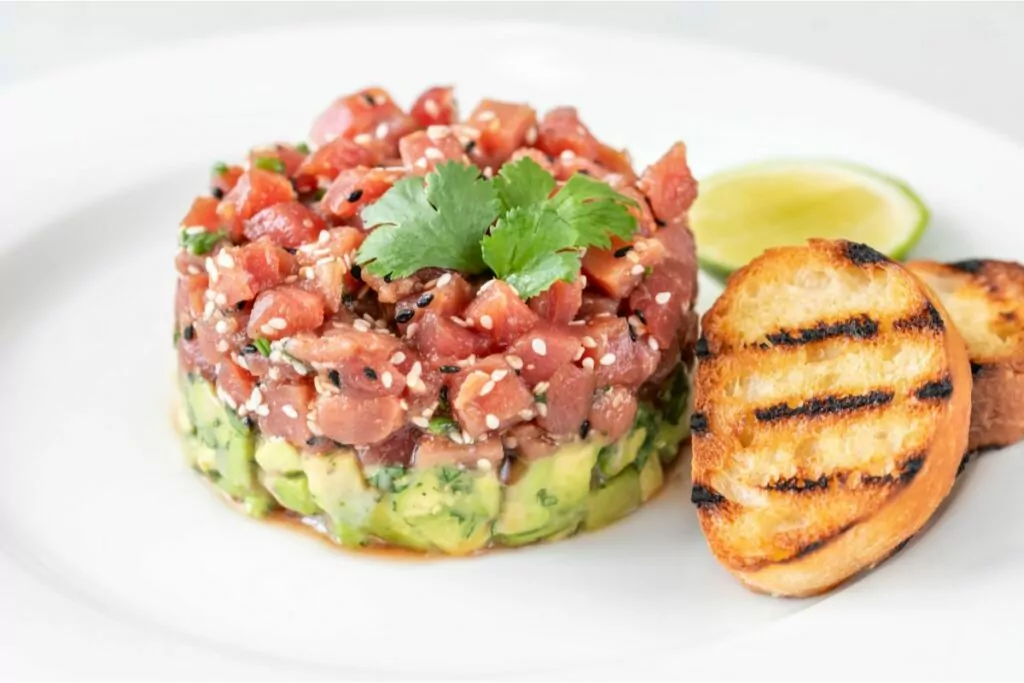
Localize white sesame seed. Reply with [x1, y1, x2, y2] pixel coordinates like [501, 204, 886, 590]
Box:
[533, 381, 550, 395]
[214, 319, 228, 334]
[479, 380, 495, 397]
[479, 314, 494, 330]
[187, 265, 202, 275]
[485, 414, 500, 430]
[260, 324, 275, 336]
[518, 409, 534, 420]
[525, 126, 538, 145]
[213, 340, 227, 353]
[268, 317, 288, 330]
[569, 319, 585, 326]
[421, 405, 434, 417]
[505, 355, 524, 370]
[476, 110, 496, 122]
[436, 273, 452, 287]
[535, 403, 548, 417]
[234, 354, 249, 370]
[214, 293, 227, 306]
[560, 150, 577, 162]
[573, 346, 585, 361]
[411, 416, 429, 429]
[424, 147, 445, 161]
[381, 371, 393, 388]
[631, 264, 645, 276]
[216, 251, 235, 269]
[353, 319, 371, 332]
[282, 404, 299, 419]
[426, 124, 449, 141]
[306, 418, 322, 435]
[375, 122, 389, 139]
[450, 315, 470, 328]
[353, 133, 372, 145]
[269, 349, 283, 362]
[269, 366, 281, 380]
[205, 258, 219, 283]
[648, 336, 660, 351]
[626, 250, 641, 264]
[415, 158, 428, 169]
[482, 166, 494, 178]
[491, 369, 508, 382]
[634, 240, 649, 253]
[290, 360, 308, 376]
[655, 292, 672, 305]
[462, 430, 474, 445]
[582, 357, 595, 370]
[317, 230, 331, 244]
[531, 338, 547, 356]
[600, 353, 617, 366]
[476, 458, 492, 471]
[390, 351, 406, 365]
[582, 336, 597, 348]
[183, 225, 207, 236]
[450, 431, 465, 445]
[254, 404, 270, 417]
[505, 436, 518, 449]
[580, 276, 588, 288]
[405, 322, 419, 338]
[399, 399, 409, 411]
[424, 100, 441, 118]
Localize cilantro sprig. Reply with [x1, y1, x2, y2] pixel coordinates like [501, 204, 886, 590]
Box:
[180, 228, 228, 255]
[355, 158, 638, 298]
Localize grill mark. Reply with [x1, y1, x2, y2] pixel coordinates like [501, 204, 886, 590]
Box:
[754, 390, 893, 422]
[949, 259, 985, 274]
[915, 375, 953, 400]
[861, 454, 925, 487]
[844, 241, 890, 265]
[970, 361, 986, 377]
[763, 314, 879, 347]
[695, 336, 710, 359]
[691, 484, 726, 507]
[893, 302, 944, 332]
[689, 412, 709, 434]
[882, 534, 915, 563]
[784, 522, 856, 563]
[765, 475, 829, 493]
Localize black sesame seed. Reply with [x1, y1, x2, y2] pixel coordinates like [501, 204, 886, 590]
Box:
[363, 366, 378, 380]
[579, 420, 591, 439]
[350, 264, 362, 280]
[654, 218, 666, 227]
[341, 292, 355, 305]
[578, 169, 591, 176]
[347, 189, 364, 203]
[627, 323, 638, 342]
[328, 369, 341, 387]
[211, 187, 225, 200]
[614, 246, 632, 258]
[235, 300, 247, 311]
[242, 415, 256, 430]
[362, 93, 376, 106]
[383, 273, 393, 283]
[183, 324, 196, 341]
[284, 247, 298, 255]
[242, 343, 257, 354]
[306, 437, 320, 446]
[464, 140, 477, 154]
[633, 309, 647, 325]
[417, 293, 434, 308]
[395, 309, 415, 324]
[440, 365, 460, 374]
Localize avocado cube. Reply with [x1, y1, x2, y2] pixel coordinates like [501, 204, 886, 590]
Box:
[585, 467, 641, 531]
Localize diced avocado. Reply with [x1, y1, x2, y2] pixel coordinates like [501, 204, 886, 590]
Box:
[597, 426, 647, 479]
[182, 435, 216, 471]
[303, 449, 378, 547]
[371, 466, 501, 555]
[638, 449, 665, 502]
[182, 375, 272, 517]
[584, 467, 641, 531]
[654, 364, 692, 465]
[256, 439, 319, 515]
[255, 438, 304, 474]
[494, 440, 600, 546]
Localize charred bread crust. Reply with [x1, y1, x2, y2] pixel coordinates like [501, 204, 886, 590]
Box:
[692, 240, 972, 597]
[907, 259, 1024, 452]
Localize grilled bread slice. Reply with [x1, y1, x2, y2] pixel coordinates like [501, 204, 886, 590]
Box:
[906, 259, 1024, 453]
[691, 240, 972, 597]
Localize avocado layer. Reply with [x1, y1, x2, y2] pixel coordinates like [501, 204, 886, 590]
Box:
[177, 365, 691, 553]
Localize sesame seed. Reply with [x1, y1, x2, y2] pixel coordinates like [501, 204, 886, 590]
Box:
[282, 404, 299, 419]
[518, 409, 534, 420]
[491, 369, 508, 382]
[450, 431, 465, 445]
[183, 225, 206, 236]
[381, 371, 393, 388]
[399, 399, 409, 410]
[405, 322, 419, 338]
[476, 458, 492, 471]
[216, 251, 235, 269]
[648, 336, 660, 351]
[318, 230, 330, 244]
[569, 320, 585, 326]
[626, 251, 641, 264]
[187, 265, 201, 275]
[212, 319, 226, 335]
[425, 123, 448, 140]
[411, 416, 429, 429]
[482, 166, 494, 178]
[205, 258, 219, 283]
[634, 240, 649, 253]
[214, 293, 227, 306]
[390, 351, 407, 365]
[505, 355, 523, 370]
[416, 293, 434, 308]
[375, 122, 389, 139]
[477, 110, 496, 122]
[254, 404, 270, 417]
[436, 273, 452, 287]
[269, 367, 281, 380]
[424, 100, 442, 118]
[505, 436, 519, 449]
[535, 403, 548, 417]
[531, 338, 547, 356]
[363, 367, 378, 381]
[579, 420, 591, 439]
[600, 353, 617, 366]
[655, 292, 672, 305]
[462, 430, 474, 444]
[450, 316, 470, 328]
[630, 264, 646, 276]
[202, 301, 215, 318]
[479, 314, 494, 330]
[582, 336, 597, 348]
[582, 357, 595, 370]
[268, 317, 288, 330]
[424, 147, 445, 161]
[525, 126, 538, 145]
[415, 158, 428, 169]
[395, 309, 414, 324]
[353, 319, 371, 332]
[614, 246, 632, 258]
[533, 381, 550, 395]
[560, 150, 576, 162]
[260, 324, 275, 336]
[353, 133, 372, 145]
[479, 381, 495, 397]
[573, 346, 585, 361]
[485, 414, 500, 430]
[439, 365, 460, 374]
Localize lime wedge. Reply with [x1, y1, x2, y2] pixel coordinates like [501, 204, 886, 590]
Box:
[689, 160, 929, 280]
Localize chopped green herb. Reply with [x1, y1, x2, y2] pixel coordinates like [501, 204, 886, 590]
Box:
[537, 488, 559, 507]
[369, 465, 407, 493]
[427, 416, 458, 436]
[313, 187, 327, 201]
[481, 205, 580, 299]
[438, 465, 461, 484]
[212, 161, 229, 176]
[254, 156, 287, 174]
[180, 229, 228, 256]
[252, 338, 272, 357]
[534, 392, 548, 404]
[172, 328, 182, 346]
[295, 142, 311, 155]
[357, 162, 500, 277]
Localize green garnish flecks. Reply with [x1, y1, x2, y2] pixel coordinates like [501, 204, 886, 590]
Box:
[212, 161, 229, 176]
[355, 157, 638, 298]
[252, 338, 272, 357]
[295, 142, 311, 155]
[254, 156, 287, 174]
[537, 488, 559, 507]
[427, 416, 458, 436]
[180, 229, 228, 255]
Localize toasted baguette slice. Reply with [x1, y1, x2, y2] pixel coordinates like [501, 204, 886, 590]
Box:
[906, 259, 1024, 453]
[691, 239, 971, 597]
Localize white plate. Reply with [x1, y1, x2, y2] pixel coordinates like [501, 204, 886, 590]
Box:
[3, 21, 1024, 680]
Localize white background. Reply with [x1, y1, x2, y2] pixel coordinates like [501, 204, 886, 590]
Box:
[4, 1, 1024, 145]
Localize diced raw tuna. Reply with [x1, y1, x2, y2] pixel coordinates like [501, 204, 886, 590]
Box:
[450, 356, 534, 438]
[536, 364, 595, 436]
[465, 280, 539, 346]
[322, 166, 405, 221]
[212, 239, 297, 308]
[410, 86, 458, 127]
[414, 435, 503, 469]
[465, 100, 537, 169]
[575, 317, 659, 388]
[637, 142, 698, 225]
[536, 107, 601, 160]
[296, 138, 378, 183]
[244, 201, 326, 249]
[258, 381, 316, 446]
[507, 324, 583, 386]
[588, 386, 638, 442]
[247, 285, 325, 341]
[399, 130, 469, 174]
[529, 278, 583, 325]
[316, 391, 406, 445]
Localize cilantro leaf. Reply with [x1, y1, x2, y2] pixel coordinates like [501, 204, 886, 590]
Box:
[254, 157, 286, 174]
[180, 229, 227, 255]
[493, 157, 555, 211]
[550, 174, 638, 249]
[295, 142, 311, 154]
[427, 416, 458, 436]
[357, 162, 500, 277]
[212, 161, 229, 176]
[252, 338, 272, 357]
[481, 205, 580, 299]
